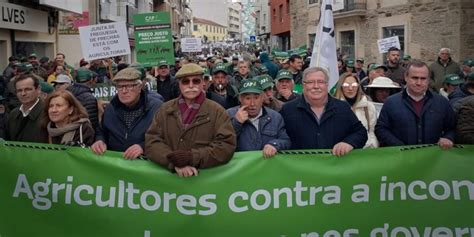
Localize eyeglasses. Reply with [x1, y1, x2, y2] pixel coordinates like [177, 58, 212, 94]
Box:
[180, 78, 202, 85]
[302, 80, 327, 86]
[115, 83, 140, 91]
[342, 82, 359, 88]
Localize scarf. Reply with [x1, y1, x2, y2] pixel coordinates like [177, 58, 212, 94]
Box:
[47, 118, 90, 145]
[178, 91, 205, 128]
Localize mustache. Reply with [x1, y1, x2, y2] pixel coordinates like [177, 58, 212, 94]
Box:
[309, 89, 323, 93]
[184, 88, 200, 93]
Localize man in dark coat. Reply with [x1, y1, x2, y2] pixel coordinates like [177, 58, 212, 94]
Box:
[155, 60, 179, 101]
[280, 67, 367, 156]
[67, 68, 99, 129]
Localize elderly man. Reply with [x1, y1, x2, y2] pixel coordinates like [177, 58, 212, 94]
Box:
[232, 60, 253, 89]
[280, 67, 367, 156]
[208, 63, 239, 109]
[375, 61, 456, 149]
[145, 63, 236, 177]
[91, 68, 163, 159]
[275, 69, 300, 103]
[429, 48, 462, 92]
[227, 79, 290, 158]
[5, 73, 47, 142]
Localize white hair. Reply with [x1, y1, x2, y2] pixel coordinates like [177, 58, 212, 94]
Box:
[439, 48, 451, 55]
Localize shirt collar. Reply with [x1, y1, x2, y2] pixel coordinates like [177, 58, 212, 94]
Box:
[19, 98, 40, 117]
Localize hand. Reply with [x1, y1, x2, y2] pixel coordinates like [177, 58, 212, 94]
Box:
[167, 150, 193, 167]
[332, 142, 354, 157]
[123, 144, 143, 160]
[174, 166, 199, 177]
[235, 105, 249, 124]
[91, 140, 107, 155]
[262, 144, 277, 159]
[438, 138, 453, 150]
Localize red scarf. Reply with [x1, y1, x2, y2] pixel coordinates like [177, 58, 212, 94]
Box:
[178, 91, 206, 128]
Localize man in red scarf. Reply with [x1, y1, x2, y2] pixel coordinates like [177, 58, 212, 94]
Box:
[145, 63, 236, 177]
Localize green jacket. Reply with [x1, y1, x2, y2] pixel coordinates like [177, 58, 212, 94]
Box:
[429, 58, 462, 91]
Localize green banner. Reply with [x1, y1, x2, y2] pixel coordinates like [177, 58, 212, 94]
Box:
[134, 12, 175, 67]
[272, 45, 308, 59]
[1, 142, 473, 236]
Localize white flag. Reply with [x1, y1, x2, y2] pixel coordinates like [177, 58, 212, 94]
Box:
[310, 0, 339, 90]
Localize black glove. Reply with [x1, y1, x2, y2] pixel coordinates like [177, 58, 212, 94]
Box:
[167, 150, 193, 167]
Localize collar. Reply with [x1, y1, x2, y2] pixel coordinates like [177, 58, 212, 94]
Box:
[20, 98, 40, 117]
[406, 89, 426, 102]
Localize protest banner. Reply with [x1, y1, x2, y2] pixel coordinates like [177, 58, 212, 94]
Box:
[1, 141, 473, 236]
[377, 36, 401, 54]
[134, 12, 175, 67]
[79, 21, 130, 61]
[91, 82, 156, 101]
[181, 37, 202, 52]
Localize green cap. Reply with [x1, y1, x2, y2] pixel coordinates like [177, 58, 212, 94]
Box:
[239, 79, 262, 95]
[212, 64, 228, 75]
[257, 75, 274, 90]
[175, 63, 204, 79]
[467, 72, 474, 83]
[28, 53, 37, 58]
[18, 63, 33, 73]
[75, 68, 94, 83]
[462, 59, 474, 67]
[158, 60, 169, 67]
[369, 64, 388, 72]
[203, 67, 211, 77]
[258, 65, 268, 73]
[40, 81, 54, 94]
[443, 74, 463, 85]
[403, 55, 412, 60]
[345, 58, 355, 67]
[275, 69, 293, 81]
[113, 68, 141, 81]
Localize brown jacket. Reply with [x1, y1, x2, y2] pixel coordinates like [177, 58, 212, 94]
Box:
[145, 98, 236, 171]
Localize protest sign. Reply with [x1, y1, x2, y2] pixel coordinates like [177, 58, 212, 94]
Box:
[377, 36, 401, 54]
[181, 37, 202, 52]
[79, 21, 130, 61]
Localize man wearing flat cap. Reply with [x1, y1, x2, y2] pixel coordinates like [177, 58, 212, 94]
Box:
[145, 63, 236, 177]
[92, 68, 163, 159]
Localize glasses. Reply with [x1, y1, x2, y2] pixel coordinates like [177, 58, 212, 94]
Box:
[180, 78, 202, 85]
[115, 83, 140, 91]
[342, 82, 359, 88]
[302, 80, 327, 86]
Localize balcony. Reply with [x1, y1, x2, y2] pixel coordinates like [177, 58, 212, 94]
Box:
[333, 0, 367, 19]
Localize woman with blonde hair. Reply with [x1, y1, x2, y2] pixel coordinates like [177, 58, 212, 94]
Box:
[42, 90, 95, 147]
[334, 72, 379, 148]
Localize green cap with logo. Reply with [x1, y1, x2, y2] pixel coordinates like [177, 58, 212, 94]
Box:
[443, 74, 463, 85]
[345, 58, 355, 67]
[368, 64, 388, 72]
[75, 68, 94, 83]
[257, 75, 274, 90]
[467, 72, 474, 83]
[212, 64, 228, 75]
[275, 69, 293, 81]
[258, 65, 269, 73]
[18, 63, 33, 73]
[462, 59, 474, 67]
[403, 55, 412, 60]
[202, 67, 211, 78]
[158, 60, 169, 67]
[239, 79, 263, 95]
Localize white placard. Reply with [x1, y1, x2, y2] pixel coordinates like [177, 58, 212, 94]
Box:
[0, 2, 48, 32]
[332, 0, 344, 11]
[181, 38, 202, 52]
[79, 22, 131, 61]
[377, 36, 401, 54]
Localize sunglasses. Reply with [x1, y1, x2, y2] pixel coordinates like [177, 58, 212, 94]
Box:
[342, 82, 359, 88]
[180, 78, 202, 85]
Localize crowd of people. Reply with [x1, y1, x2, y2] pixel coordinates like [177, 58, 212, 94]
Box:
[0, 46, 473, 177]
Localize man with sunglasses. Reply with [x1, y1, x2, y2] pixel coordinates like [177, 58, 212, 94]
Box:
[146, 63, 236, 177]
[92, 68, 163, 160]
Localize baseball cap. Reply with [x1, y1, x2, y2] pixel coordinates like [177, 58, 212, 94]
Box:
[212, 64, 228, 75]
[239, 79, 263, 95]
[356, 57, 364, 62]
[158, 60, 169, 67]
[28, 53, 37, 58]
[466, 72, 474, 83]
[175, 63, 204, 79]
[17, 63, 33, 73]
[40, 81, 54, 94]
[345, 59, 355, 67]
[53, 74, 72, 84]
[113, 68, 141, 81]
[257, 75, 274, 90]
[39, 56, 50, 64]
[275, 70, 293, 81]
[403, 55, 412, 60]
[203, 67, 211, 78]
[369, 64, 388, 72]
[462, 59, 474, 67]
[258, 65, 269, 73]
[443, 74, 463, 85]
[75, 68, 94, 83]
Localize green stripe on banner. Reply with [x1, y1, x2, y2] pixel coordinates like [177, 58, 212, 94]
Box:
[0, 142, 473, 236]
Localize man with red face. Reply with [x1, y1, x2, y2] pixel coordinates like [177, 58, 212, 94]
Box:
[145, 63, 236, 177]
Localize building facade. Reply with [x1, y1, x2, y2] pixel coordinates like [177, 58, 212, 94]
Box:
[269, 0, 291, 51]
[254, 0, 271, 52]
[192, 17, 228, 43]
[228, 2, 242, 41]
[290, 0, 474, 64]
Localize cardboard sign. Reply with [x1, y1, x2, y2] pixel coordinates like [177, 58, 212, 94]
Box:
[377, 36, 401, 54]
[79, 21, 130, 61]
[181, 37, 202, 52]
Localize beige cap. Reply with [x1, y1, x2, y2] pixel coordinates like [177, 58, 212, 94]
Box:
[113, 68, 141, 81]
[175, 63, 204, 79]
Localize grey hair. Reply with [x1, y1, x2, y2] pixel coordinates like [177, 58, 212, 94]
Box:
[439, 48, 451, 55]
[303, 66, 330, 83]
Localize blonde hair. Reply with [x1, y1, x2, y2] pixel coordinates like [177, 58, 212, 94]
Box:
[334, 72, 364, 105]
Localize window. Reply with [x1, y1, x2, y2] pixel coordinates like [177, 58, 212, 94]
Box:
[279, 4, 283, 22]
[340, 30, 355, 58]
[263, 13, 266, 24]
[193, 25, 197, 31]
[383, 25, 405, 52]
[308, 0, 318, 4]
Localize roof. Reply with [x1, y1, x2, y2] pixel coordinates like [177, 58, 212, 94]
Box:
[193, 17, 226, 28]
